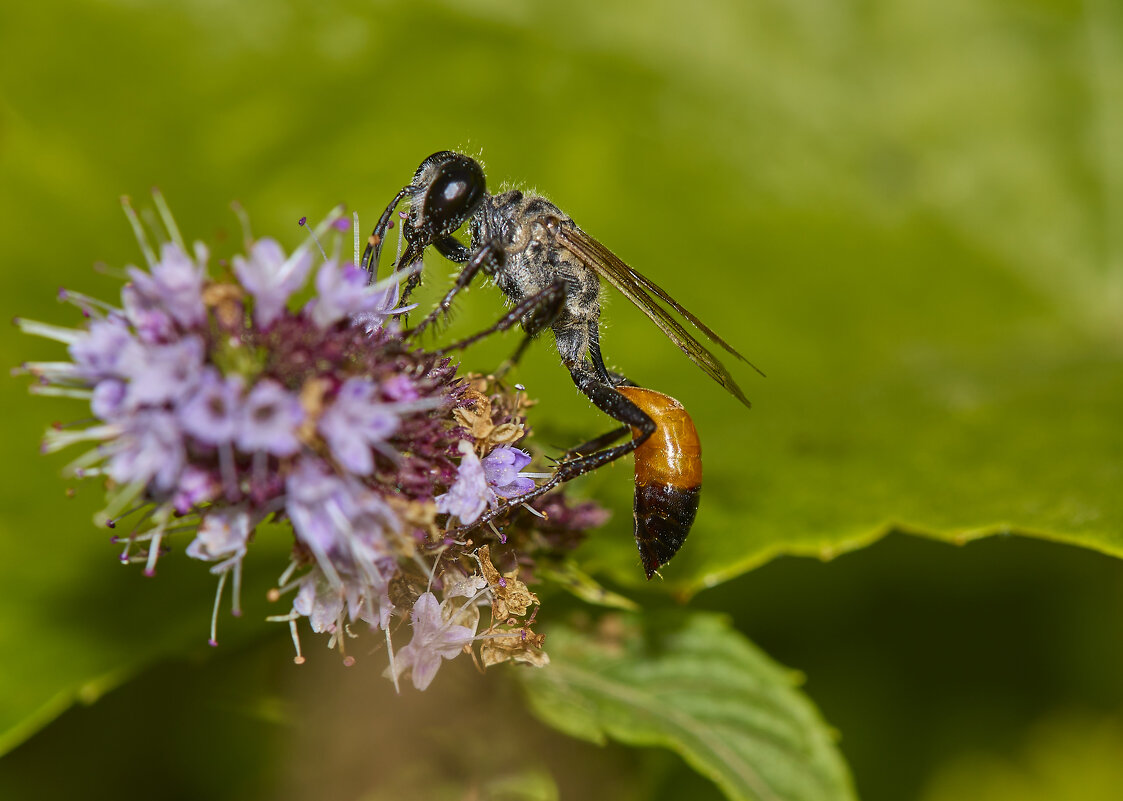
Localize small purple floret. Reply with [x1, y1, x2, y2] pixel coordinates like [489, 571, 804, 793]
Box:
[318, 378, 400, 475]
[123, 335, 205, 408]
[435, 443, 489, 525]
[381, 374, 418, 401]
[91, 379, 127, 420]
[107, 410, 185, 491]
[172, 465, 218, 514]
[178, 367, 243, 445]
[236, 379, 303, 456]
[186, 510, 250, 563]
[232, 238, 312, 328]
[309, 260, 405, 329]
[69, 317, 137, 380]
[391, 592, 477, 691]
[122, 242, 207, 335]
[482, 446, 536, 499]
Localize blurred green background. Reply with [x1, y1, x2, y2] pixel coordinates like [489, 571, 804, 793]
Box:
[2, 1, 1122, 799]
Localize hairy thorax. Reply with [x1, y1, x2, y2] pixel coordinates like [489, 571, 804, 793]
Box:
[471, 191, 602, 364]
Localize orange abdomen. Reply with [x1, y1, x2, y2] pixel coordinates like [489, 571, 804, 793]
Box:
[617, 387, 702, 490]
[616, 386, 703, 577]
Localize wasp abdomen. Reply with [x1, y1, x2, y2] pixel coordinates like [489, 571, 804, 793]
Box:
[616, 386, 702, 578]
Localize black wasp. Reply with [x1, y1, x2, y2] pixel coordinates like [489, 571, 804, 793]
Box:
[361, 151, 761, 577]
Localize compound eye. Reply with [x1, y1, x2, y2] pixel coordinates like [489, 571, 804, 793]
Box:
[424, 156, 486, 233]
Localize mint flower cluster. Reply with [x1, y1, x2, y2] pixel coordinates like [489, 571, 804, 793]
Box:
[17, 198, 607, 691]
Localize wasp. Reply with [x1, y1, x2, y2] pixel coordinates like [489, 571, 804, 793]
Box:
[362, 152, 761, 577]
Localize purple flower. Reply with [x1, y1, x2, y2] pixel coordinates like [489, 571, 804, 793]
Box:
[107, 410, 185, 491]
[123, 335, 205, 409]
[285, 458, 399, 570]
[436, 444, 538, 525]
[123, 242, 207, 336]
[291, 559, 393, 636]
[91, 378, 127, 420]
[233, 238, 312, 328]
[391, 592, 477, 691]
[318, 378, 401, 474]
[178, 368, 243, 445]
[21, 198, 593, 686]
[121, 289, 173, 342]
[482, 446, 536, 499]
[172, 465, 217, 513]
[308, 260, 410, 329]
[186, 509, 250, 565]
[293, 573, 345, 633]
[236, 379, 304, 456]
[285, 459, 351, 557]
[69, 316, 138, 380]
[381, 374, 418, 402]
[435, 442, 489, 525]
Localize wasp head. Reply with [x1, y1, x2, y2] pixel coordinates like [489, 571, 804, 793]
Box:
[399, 151, 486, 265]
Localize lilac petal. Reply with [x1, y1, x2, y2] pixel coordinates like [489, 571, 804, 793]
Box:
[69, 317, 138, 380]
[482, 446, 532, 487]
[122, 291, 174, 342]
[178, 368, 243, 445]
[150, 242, 207, 328]
[492, 476, 536, 499]
[186, 509, 250, 561]
[233, 238, 312, 327]
[310, 261, 413, 329]
[411, 591, 442, 627]
[408, 649, 444, 691]
[482, 446, 536, 500]
[381, 374, 418, 401]
[326, 430, 374, 475]
[173, 465, 217, 513]
[318, 378, 403, 475]
[123, 335, 205, 409]
[435, 444, 491, 525]
[285, 459, 347, 555]
[236, 379, 304, 456]
[293, 574, 344, 633]
[107, 410, 185, 491]
[91, 379, 127, 420]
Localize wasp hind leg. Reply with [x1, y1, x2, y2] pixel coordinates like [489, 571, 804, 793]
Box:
[521, 364, 689, 579]
[437, 280, 689, 578]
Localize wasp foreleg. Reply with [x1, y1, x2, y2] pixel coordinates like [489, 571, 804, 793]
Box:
[409, 242, 506, 340]
[361, 185, 412, 279]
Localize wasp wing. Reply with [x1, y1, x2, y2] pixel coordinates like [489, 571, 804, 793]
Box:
[555, 225, 759, 409]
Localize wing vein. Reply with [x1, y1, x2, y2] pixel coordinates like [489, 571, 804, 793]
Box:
[556, 226, 756, 408]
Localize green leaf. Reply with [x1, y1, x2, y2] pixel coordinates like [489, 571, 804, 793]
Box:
[520, 613, 856, 801]
[516, 0, 1123, 594]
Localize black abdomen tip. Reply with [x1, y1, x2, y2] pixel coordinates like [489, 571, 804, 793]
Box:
[634, 483, 701, 579]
